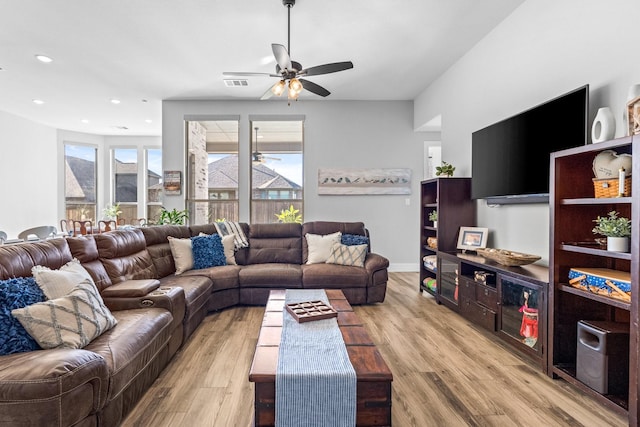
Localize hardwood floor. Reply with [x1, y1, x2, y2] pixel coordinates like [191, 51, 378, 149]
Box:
[122, 273, 627, 426]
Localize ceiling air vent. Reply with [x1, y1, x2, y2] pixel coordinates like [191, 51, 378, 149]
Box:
[224, 79, 249, 87]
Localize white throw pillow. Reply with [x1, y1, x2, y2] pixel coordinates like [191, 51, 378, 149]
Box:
[12, 279, 117, 349]
[221, 234, 237, 265]
[168, 236, 193, 275]
[32, 259, 97, 300]
[326, 242, 368, 267]
[305, 232, 342, 264]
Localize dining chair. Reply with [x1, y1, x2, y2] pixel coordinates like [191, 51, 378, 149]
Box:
[59, 219, 73, 236]
[72, 220, 94, 236]
[133, 218, 148, 227]
[17, 225, 57, 241]
[98, 220, 117, 233]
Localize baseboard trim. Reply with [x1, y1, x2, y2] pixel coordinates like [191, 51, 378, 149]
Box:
[388, 263, 419, 272]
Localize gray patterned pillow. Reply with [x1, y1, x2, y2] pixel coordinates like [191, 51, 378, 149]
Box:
[11, 279, 117, 349]
[325, 243, 368, 267]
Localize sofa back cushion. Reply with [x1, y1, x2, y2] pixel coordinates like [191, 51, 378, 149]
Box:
[94, 229, 157, 284]
[301, 222, 368, 264]
[0, 238, 72, 280]
[140, 225, 191, 278]
[67, 235, 113, 291]
[246, 223, 302, 265]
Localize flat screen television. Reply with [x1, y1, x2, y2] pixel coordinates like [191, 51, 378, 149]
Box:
[471, 84, 589, 204]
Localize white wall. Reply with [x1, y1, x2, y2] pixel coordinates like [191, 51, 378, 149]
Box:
[0, 111, 58, 239]
[162, 100, 425, 271]
[414, 0, 640, 265]
[0, 118, 160, 239]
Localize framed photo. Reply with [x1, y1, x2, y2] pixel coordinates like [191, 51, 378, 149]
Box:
[457, 227, 489, 252]
[163, 171, 182, 195]
[627, 95, 640, 136]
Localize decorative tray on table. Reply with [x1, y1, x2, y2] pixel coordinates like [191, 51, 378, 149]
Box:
[285, 300, 338, 323]
[476, 248, 541, 267]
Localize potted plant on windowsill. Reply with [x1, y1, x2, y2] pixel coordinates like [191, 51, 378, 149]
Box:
[592, 210, 631, 252]
[158, 207, 189, 225]
[102, 203, 122, 221]
[428, 210, 438, 228]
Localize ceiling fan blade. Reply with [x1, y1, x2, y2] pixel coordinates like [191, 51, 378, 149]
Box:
[299, 61, 353, 77]
[299, 79, 330, 97]
[272, 44, 292, 71]
[260, 84, 277, 100]
[223, 71, 280, 77]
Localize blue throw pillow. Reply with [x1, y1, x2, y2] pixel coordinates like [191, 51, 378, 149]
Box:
[0, 277, 46, 355]
[191, 234, 226, 270]
[341, 234, 369, 247]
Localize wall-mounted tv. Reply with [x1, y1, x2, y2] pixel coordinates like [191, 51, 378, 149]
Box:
[471, 84, 589, 204]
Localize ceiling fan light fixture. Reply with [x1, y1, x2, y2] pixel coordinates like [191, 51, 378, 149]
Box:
[272, 80, 286, 96]
[289, 77, 303, 94]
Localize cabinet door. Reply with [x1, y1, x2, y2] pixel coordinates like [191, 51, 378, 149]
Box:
[499, 275, 544, 356]
[437, 254, 459, 308]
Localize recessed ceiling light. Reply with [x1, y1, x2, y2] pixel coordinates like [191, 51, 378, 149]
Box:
[141, 99, 148, 103]
[110, 99, 121, 104]
[145, 119, 152, 123]
[81, 119, 89, 123]
[35, 55, 53, 63]
[32, 99, 44, 105]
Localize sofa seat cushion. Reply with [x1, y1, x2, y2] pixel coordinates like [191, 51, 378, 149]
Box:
[84, 307, 172, 403]
[158, 275, 213, 318]
[302, 263, 368, 288]
[239, 264, 302, 288]
[0, 348, 108, 426]
[182, 265, 240, 291]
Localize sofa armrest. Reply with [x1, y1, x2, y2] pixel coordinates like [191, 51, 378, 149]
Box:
[103, 285, 185, 316]
[364, 252, 390, 274]
[0, 348, 108, 425]
[101, 279, 160, 297]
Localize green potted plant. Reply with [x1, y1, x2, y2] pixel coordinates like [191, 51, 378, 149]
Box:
[275, 205, 303, 224]
[592, 210, 631, 252]
[428, 210, 438, 228]
[435, 161, 455, 177]
[102, 203, 122, 221]
[158, 207, 189, 225]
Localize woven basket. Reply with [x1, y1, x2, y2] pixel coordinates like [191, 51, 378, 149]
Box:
[476, 248, 541, 267]
[593, 176, 632, 198]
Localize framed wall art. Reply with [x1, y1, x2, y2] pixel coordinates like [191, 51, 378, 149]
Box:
[317, 168, 411, 195]
[163, 171, 182, 195]
[457, 226, 489, 252]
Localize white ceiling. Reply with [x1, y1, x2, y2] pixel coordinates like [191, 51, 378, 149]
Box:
[0, 0, 523, 136]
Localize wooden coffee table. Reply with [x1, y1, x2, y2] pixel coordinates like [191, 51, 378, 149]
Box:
[249, 289, 392, 426]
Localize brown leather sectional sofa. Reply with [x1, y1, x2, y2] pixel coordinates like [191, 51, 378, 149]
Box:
[0, 221, 389, 426]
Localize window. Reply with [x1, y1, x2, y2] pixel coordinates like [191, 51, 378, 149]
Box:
[250, 120, 303, 224]
[64, 144, 97, 222]
[187, 120, 239, 224]
[146, 148, 163, 224]
[112, 148, 138, 224]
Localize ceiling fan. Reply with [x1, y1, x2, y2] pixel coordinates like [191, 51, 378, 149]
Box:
[252, 127, 281, 164]
[223, 0, 353, 102]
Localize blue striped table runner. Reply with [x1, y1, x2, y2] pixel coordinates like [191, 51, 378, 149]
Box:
[275, 289, 357, 427]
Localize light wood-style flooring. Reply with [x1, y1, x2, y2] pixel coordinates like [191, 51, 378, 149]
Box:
[122, 272, 627, 426]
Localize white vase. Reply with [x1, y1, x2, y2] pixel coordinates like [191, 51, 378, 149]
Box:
[607, 236, 629, 252]
[432, 221, 437, 229]
[591, 107, 616, 143]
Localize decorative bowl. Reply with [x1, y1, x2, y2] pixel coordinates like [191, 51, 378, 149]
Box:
[476, 248, 541, 267]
